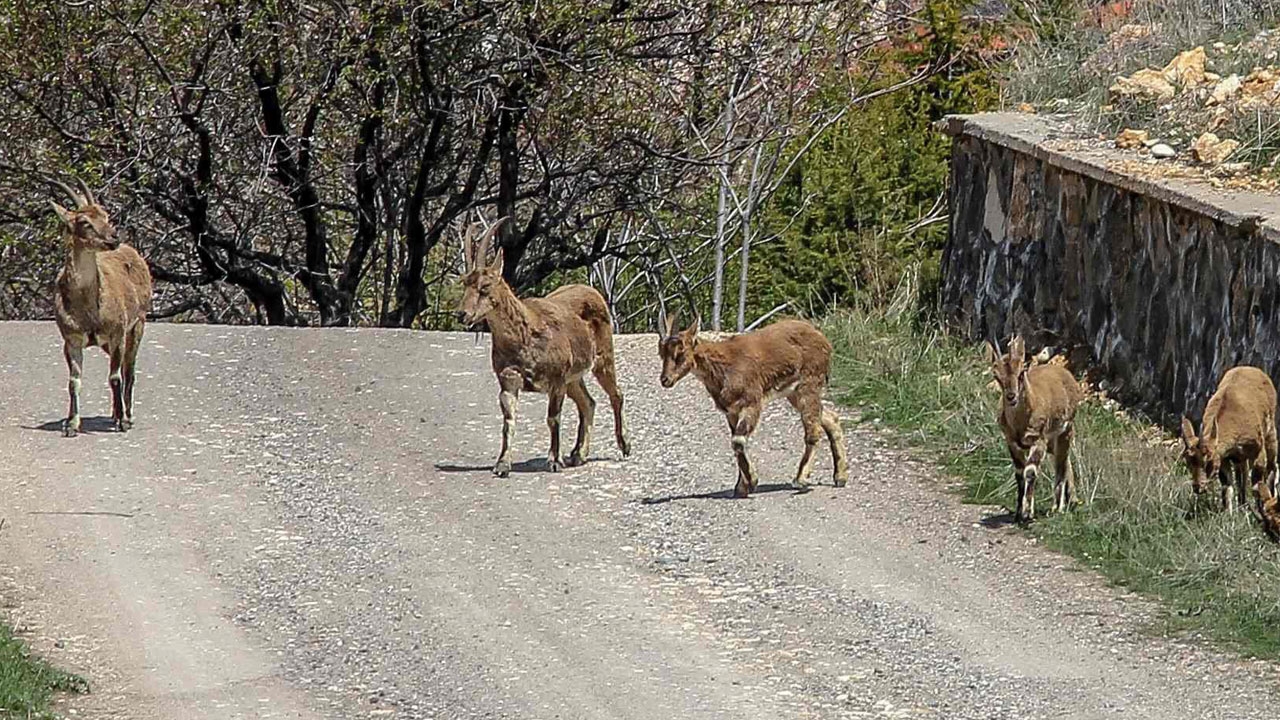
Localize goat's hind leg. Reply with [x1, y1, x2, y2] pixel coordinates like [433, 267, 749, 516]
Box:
[788, 389, 823, 491]
[62, 339, 85, 438]
[821, 409, 848, 487]
[108, 346, 126, 431]
[565, 378, 595, 467]
[121, 320, 143, 428]
[592, 354, 631, 458]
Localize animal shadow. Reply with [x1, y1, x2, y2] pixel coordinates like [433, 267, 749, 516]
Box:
[640, 482, 813, 505]
[435, 458, 553, 475]
[978, 511, 1019, 529]
[27, 416, 117, 434]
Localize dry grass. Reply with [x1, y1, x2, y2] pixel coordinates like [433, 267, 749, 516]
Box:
[1006, 0, 1280, 170]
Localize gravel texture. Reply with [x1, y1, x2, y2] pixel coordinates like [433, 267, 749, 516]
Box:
[0, 322, 1276, 719]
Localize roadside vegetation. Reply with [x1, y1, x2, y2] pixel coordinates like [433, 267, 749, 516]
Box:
[0, 623, 87, 719]
[825, 277, 1280, 659]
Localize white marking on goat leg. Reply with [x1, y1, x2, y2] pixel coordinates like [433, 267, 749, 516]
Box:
[731, 435, 749, 451]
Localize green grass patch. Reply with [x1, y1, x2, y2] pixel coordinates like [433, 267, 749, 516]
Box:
[825, 294, 1280, 659]
[0, 622, 87, 719]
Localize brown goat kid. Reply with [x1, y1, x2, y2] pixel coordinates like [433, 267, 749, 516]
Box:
[1253, 478, 1280, 541]
[50, 180, 152, 437]
[458, 221, 630, 476]
[986, 337, 1083, 523]
[658, 315, 848, 498]
[1180, 366, 1277, 510]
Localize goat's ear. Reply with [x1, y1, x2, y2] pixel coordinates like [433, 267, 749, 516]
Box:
[488, 247, 505, 275]
[49, 201, 73, 226]
[1180, 416, 1197, 447]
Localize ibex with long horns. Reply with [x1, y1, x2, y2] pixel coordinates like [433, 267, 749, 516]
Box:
[457, 219, 631, 476]
[657, 313, 849, 498]
[50, 178, 152, 436]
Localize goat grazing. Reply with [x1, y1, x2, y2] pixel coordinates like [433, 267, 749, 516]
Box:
[986, 336, 1083, 523]
[458, 220, 630, 476]
[1180, 366, 1277, 509]
[657, 315, 848, 498]
[50, 179, 152, 437]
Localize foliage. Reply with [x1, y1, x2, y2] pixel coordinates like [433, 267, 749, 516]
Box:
[0, 624, 87, 719]
[743, 0, 1003, 324]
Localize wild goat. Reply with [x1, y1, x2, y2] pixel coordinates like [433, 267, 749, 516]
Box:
[1253, 478, 1280, 541]
[657, 315, 848, 498]
[457, 220, 630, 476]
[986, 336, 1083, 523]
[50, 179, 152, 437]
[1180, 366, 1277, 510]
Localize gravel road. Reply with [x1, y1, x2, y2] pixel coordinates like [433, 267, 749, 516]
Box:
[1, 322, 1275, 719]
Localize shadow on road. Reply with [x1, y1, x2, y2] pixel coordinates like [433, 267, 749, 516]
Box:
[25, 416, 117, 434]
[435, 459, 551, 474]
[978, 511, 1018, 529]
[639, 482, 813, 505]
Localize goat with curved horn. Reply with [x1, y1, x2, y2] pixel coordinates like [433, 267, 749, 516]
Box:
[458, 216, 630, 476]
[50, 179, 152, 436]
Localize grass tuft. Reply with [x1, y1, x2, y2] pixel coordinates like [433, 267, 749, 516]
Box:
[0, 623, 87, 719]
[824, 283, 1280, 659]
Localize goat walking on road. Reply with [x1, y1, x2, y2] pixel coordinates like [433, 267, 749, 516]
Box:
[657, 315, 848, 498]
[458, 220, 630, 476]
[50, 179, 152, 437]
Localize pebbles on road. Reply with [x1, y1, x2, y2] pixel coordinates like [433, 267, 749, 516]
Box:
[0, 324, 1274, 719]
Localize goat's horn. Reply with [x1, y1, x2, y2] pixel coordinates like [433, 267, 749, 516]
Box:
[662, 308, 678, 338]
[75, 177, 95, 206]
[462, 222, 478, 270]
[49, 179, 83, 208]
[475, 216, 508, 266]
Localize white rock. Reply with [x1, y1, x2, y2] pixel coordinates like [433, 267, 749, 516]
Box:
[1150, 143, 1177, 159]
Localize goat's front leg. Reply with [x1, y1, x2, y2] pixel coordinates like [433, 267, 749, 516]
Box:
[63, 339, 84, 437]
[1022, 440, 1047, 522]
[1052, 428, 1075, 513]
[494, 368, 522, 477]
[727, 404, 762, 498]
[1008, 444, 1028, 523]
[546, 386, 566, 472]
[1220, 462, 1235, 511]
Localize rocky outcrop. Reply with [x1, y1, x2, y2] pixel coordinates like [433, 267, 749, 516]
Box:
[941, 112, 1280, 425]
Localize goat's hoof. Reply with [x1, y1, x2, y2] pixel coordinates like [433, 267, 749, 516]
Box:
[733, 485, 750, 499]
[493, 461, 512, 478]
[791, 481, 810, 492]
[116, 419, 132, 432]
[619, 438, 632, 458]
[567, 453, 586, 468]
[63, 426, 78, 438]
[833, 475, 849, 488]
[547, 458, 563, 473]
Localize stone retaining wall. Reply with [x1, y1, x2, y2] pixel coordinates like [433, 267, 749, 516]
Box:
[940, 112, 1280, 424]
